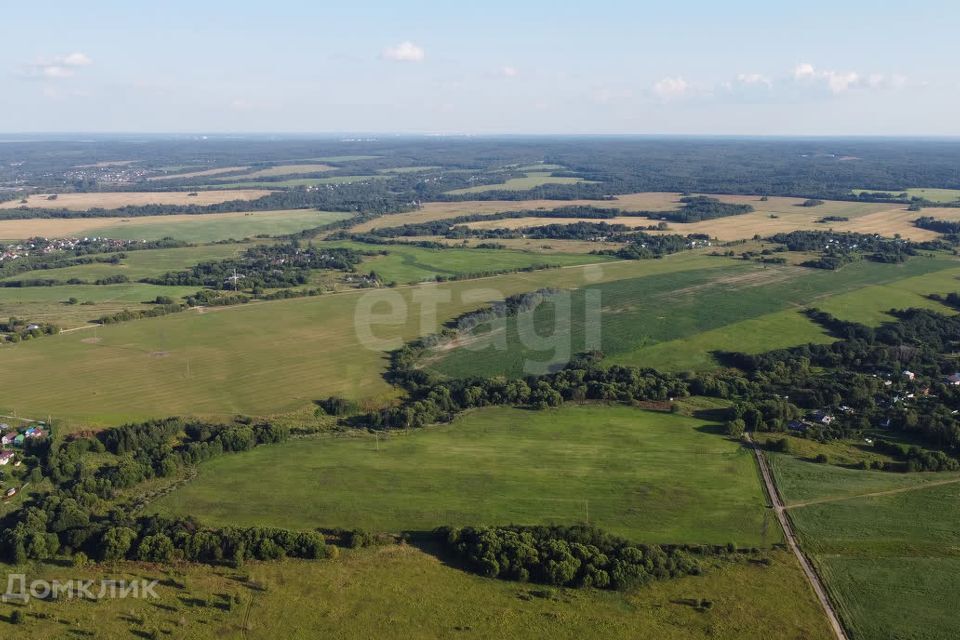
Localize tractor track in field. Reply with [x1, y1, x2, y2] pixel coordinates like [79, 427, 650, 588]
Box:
[784, 476, 960, 510]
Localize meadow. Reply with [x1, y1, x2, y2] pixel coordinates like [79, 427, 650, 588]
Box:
[152, 405, 776, 546]
[0, 256, 725, 423]
[430, 257, 960, 379]
[204, 175, 388, 189]
[0, 243, 253, 284]
[0, 282, 201, 329]
[0, 210, 349, 242]
[444, 171, 593, 195]
[0, 190, 272, 210]
[853, 188, 960, 204]
[147, 165, 250, 180]
[769, 454, 960, 639]
[218, 163, 334, 178]
[324, 240, 614, 283]
[0, 545, 831, 640]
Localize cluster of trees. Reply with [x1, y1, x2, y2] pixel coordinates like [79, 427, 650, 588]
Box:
[142, 244, 371, 291]
[97, 302, 185, 325]
[437, 525, 741, 590]
[0, 416, 322, 565]
[351, 356, 690, 430]
[764, 230, 937, 270]
[913, 216, 960, 236]
[650, 196, 754, 223]
[0, 317, 59, 342]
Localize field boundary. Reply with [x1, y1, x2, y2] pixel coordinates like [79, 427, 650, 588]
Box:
[746, 433, 849, 640]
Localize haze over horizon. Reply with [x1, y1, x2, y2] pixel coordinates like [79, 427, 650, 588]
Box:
[3, 0, 958, 136]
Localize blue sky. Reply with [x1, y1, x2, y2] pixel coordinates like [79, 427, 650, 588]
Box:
[3, 0, 958, 135]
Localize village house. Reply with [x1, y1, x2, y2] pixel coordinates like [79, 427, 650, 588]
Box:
[0, 451, 14, 465]
[946, 373, 960, 386]
[903, 370, 916, 381]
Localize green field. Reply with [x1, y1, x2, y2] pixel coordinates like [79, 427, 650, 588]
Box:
[853, 187, 960, 204]
[430, 257, 960, 379]
[769, 454, 960, 639]
[92, 210, 350, 242]
[1, 243, 253, 284]
[324, 240, 614, 283]
[0, 258, 713, 423]
[0, 282, 200, 329]
[205, 175, 388, 189]
[0, 544, 831, 640]
[445, 171, 592, 195]
[153, 405, 776, 545]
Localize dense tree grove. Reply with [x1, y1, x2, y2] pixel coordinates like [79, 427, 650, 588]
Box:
[649, 196, 754, 223]
[0, 416, 334, 565]
[437, 525, 738, 590]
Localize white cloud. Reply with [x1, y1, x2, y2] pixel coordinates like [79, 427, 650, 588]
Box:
[19, 52, 93, 79]
[501, 65, 519, 78]
[382, 41, 425, 62]
[652, 76, 689, 100]
[825, 71, 859, 93]
[737, 73, 771, 87]
[793, 63, 817, 80]
[61, 52, 92, 67]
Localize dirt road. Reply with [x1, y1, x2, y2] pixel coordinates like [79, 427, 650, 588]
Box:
[746, 433, 849, 640]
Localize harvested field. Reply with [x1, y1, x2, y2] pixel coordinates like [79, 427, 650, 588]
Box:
[0, 190, 272, 210]
[147, 165, 250, 180]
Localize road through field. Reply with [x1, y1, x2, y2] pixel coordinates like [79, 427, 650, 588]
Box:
[747, 433, 849, 640]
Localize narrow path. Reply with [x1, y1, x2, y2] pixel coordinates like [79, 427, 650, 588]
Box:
[746, 433, 849, 640]
[785, 476, 960, 510]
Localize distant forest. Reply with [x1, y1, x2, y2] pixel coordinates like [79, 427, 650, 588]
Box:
[2, 136, 960, 218]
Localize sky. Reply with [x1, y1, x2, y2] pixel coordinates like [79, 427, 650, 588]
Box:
[2, 0, 959, 136]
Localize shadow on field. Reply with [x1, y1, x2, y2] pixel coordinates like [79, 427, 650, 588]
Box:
[403, 530, 473, 574]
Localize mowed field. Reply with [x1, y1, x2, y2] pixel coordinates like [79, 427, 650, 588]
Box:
[205, 175, 388, 189]
[0, 257, 720, 423]
[769, 454, 960, 640]
[0, 242, 253, 284]
[323, 240, 615, 283]
[0, 210, 349, 242]
[444, 171, 593, 195]
[351, 192, 685, 232]
[147, 165, 250, 181]
[0, 283, 201, 329]
[0, 545, 832, 640]
[213, 163, 335, 179]
[153, 405, 777, 546]
[0, 190, 273, 210]
[429, 256, 960, 379]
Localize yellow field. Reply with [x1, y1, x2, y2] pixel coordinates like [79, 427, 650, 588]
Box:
[0, 190, 273, 211]
[352, 192, 684, 232]
[147, 165, 249, 181]
[233, 163, 335, 178]
[0, 209, 317, 239]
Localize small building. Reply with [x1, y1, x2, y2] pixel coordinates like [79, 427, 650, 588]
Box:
[4, 487, 16, 498]
[0, 451, 14, 465]
[947, 373, 960, 386]
[787, 420, 809, 432]
[12, 434, 24, 447]
[903, 370, 916, 381]
[0, 434, 13, 446]
[0, 423, 9, 431]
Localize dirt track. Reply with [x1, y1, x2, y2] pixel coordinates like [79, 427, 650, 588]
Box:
[746, 433, 849, 640]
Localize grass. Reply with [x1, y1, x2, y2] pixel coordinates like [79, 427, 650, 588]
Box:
[854, 187, 960, 204]
[0, 210, 350, 243]
[444, 172, 592, 195]
[153, 405, 776, 546]
[147, 165, 250, 181]
[0, 243, 253, 284]
[0, 190, 272, 211]
[431, 257, 960, 378]
[223, 163, 334, 178]
[0, 544, 831, 639]
[0, 257, 710, 423]
[205, 175, 388, 189]
[0, 283, 200, 329]
[322, 240, 614, 283]
[769, 453, 960, 639]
